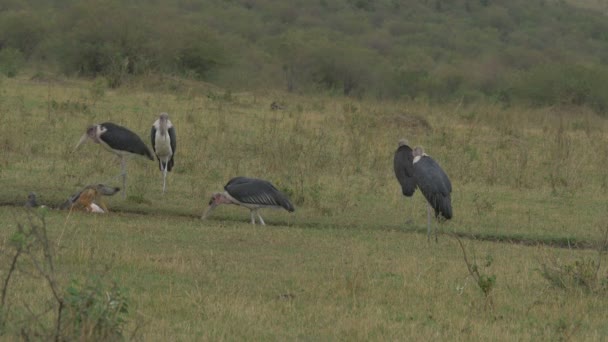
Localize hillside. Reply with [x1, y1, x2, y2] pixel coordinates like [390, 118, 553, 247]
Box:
[565, 0, 608, 13]
[1, 0, 608, 111]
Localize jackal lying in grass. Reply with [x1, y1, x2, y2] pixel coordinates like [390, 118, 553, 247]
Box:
[60, 184, 121, 213]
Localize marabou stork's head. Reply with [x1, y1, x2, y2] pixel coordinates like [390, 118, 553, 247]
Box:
[398, 138, 409, 147]
[202, 192, 231, 219]
[74, 125, 101, 151]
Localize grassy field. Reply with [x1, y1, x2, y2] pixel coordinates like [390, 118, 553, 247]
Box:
[1, 74, 608, 340]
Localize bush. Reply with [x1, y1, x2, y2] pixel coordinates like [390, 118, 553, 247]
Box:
[0, 11, 47, 58]
[54, 1, 150, 85]
[176, 30, 227, 80]
[507, 64, 608, 115]
[453, 234, 497, 310]
[539, 226, 608, 294]
[540, 257, 607, 294]
[0, 209, 139, 340]
[63, 278, 130, 340]
[0, 48, 24, 77]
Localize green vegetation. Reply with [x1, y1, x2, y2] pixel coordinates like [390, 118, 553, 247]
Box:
[1, 0, 608, 339]
[1, 209, 134, 340]
[539, 227, 608, 294]
[2, 0, 608, 111]
[1, 206, 608, 340]
[0, 68, 607, 338]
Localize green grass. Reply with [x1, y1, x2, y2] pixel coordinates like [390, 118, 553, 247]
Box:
[2, 207, 608, 340]
[1, 75, 608, 339]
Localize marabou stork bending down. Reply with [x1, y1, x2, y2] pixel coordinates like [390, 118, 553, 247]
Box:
[202, 177, 295, 225]
[412, 146, 452, 242]
[151, 113, 176, 194]
[75, 122, 154, 198]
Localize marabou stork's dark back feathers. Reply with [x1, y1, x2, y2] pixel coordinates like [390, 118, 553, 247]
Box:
[225, 177, 295, 212]
[413, 156, 452, 220]
[394, 144, 416, 197]
[100, 122, 154, 160]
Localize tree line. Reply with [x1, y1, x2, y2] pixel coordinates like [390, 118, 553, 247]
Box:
[1, 0, 608, 113]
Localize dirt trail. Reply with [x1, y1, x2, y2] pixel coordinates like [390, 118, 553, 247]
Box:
[0, 201, 602, 251]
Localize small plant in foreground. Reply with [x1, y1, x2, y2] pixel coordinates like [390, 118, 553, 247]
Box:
[0, 208, 140, 341]
[539, 257, 607, 293]
[452, 234, 497, 310]
[63, 277, 130, 341]
[539, 225, 608, 294]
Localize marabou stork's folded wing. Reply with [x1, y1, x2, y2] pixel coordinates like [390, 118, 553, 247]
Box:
[394, 145, 417, 196]
[413, 156, 452, 219]
[168, 125, 176, 171]
[150, 125, 157, 154]
[225, 177, 295, 212]
[99, 122, 154, 160]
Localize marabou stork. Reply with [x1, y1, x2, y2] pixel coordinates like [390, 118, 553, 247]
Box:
[75, 122, 154, 198]
[412, 146, 452, 242]
[394, 139, 416, 197]
[202, 177, 295, 225]
[394, 140, 453, 241]
[151, 113, 176, 194]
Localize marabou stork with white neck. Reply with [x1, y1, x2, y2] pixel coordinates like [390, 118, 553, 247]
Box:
[75, 122, 154, 198]
[151, 113, 176, 194]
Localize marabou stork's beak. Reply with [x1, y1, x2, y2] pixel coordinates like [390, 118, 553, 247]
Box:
[74, 133, 89, 152]
[201, 202, 218, 220]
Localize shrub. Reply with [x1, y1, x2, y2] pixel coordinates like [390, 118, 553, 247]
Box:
[0, 11, 47, 58]
[0, 48, 24, 77]
[507, 64, 608, 115]
[539, 257, 607, 293]
[0, 209, 139, 340]
[452, 234, 497, 309]
[63, 278, 130, 340]
[539, 226, 608, 294]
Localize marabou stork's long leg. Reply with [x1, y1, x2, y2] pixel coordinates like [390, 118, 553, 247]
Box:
[427, 204, 432, 242]
[403, 197, 415, 225]
[162, 163, 168, 194]
[434, 211, 438, 243]
[256, 211, 266, 226]
[250, 210, 256, 225]
[120, 157, 127, 199]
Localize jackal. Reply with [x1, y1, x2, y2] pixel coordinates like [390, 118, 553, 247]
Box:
[60, 184, 120, 213]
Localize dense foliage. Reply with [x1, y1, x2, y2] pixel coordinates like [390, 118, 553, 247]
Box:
[1, 0, 608, 111]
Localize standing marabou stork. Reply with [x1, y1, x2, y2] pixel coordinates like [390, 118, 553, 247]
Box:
[394, 139, 417, 224]
[151, 113, 176, 194]
[202, 177, 295, 225]
[412, 146, 452, 242]
[75, 122, 154, 198]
